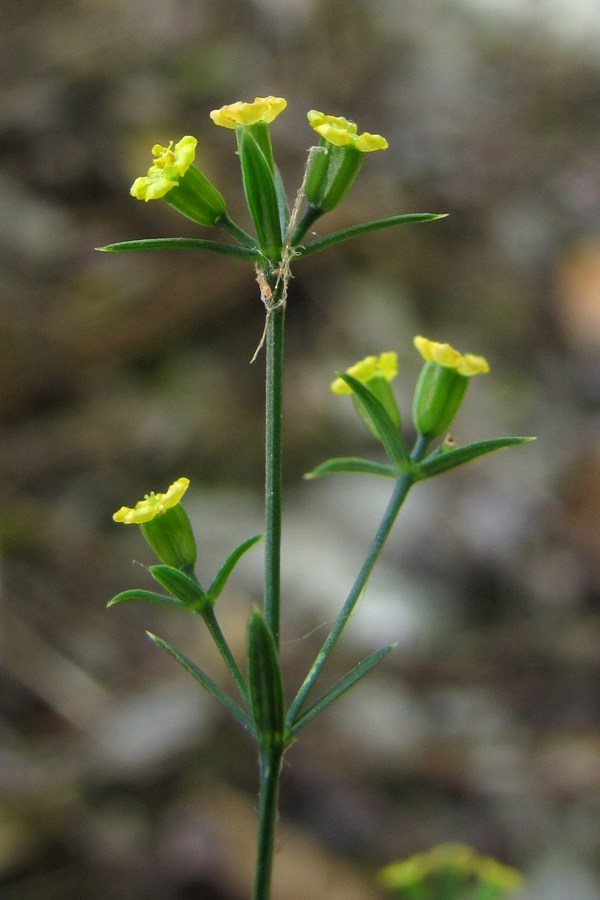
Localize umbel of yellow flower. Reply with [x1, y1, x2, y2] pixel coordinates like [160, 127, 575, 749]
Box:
[307, 110, 388, 152]
[130, 137, 226, 226]
[210, 96, 287, 128]
[331, 351, 401, 433]
[412, 335, 489, 440]
[113, 478, 196, 570]
[304, 109, 388, 219]
[378, 843, 523, 897]
[113, 477, 190, 524]
[414, 335, 490, 376]
[130, 137, 198, 202]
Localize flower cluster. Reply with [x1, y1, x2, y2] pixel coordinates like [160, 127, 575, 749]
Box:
[332, 339, 489, 443]
[124, 96, 390, 259]
[378, 842, 523, 898]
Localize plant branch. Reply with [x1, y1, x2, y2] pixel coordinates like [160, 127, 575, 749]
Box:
[286, 438, 429, 726]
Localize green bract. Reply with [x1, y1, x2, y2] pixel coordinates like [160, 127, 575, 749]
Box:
[236, 123, 284, 262]
[140, 503, 197, 570]
[412, 360, 470, 440]
[305, 140, 364, 215]
[162, 164, 227, 227]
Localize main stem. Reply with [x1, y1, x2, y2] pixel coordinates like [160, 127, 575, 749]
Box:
[263, 290, 285, 646]
[253, 744, 284, 900]
[254, 277, 286, 900]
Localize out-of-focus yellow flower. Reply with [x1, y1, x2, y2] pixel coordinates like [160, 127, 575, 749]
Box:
[377, 853, 429, 890]
[307, 110, 388, 152]
[210, 96, 287, 128]
[130, 137, 197, 201]
[473, 856, 524, 892]
[414, 335, 489, 376]
[113, 478, 190, 525]
[379, 844, 523, 898]
[428, 842, 476, 869]
[330, 352, 398, 394]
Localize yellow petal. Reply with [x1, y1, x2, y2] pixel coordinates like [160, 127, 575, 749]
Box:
[354, 132, 389, 152]
[307, 110, 388, 152]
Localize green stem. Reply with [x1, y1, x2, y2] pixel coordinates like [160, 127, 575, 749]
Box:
[201, 606, 249, 704]
[217, 212, 259, 249]
[253, 745, 284, 900]
[251, 274, 286, 900]
[263, 286, 286, 646]
[286, 437, 428, 726]
[290, 202, 324, 245]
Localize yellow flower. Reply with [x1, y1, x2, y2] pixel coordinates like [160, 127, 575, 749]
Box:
[473, 856, 524, 892]
[330, 352, 398, 394]
[307, 109, 388, 152]
[210, 96, 287, 128]
[414, 335, 490, 376]
[113, 477, 190, 525]
[130, 136, 197, 201]
[377, 853, 429, 890]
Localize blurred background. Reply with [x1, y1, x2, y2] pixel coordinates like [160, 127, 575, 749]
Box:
[1, 0, 599, 897]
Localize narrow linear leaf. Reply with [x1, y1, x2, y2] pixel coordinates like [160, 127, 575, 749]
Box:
[149, 564, 208, 609]
[295, 213, 447, 259]
[96, 237, 258, 260]
[287, 644, 396, 736]
[107, 589, 188, 610]
[417, 436, 535, 479]
[147, 632, 255, 736]
[207, 533, 263, 603]
[340, 372, 412, 469]
[304, 456, 397, 480]
[247, 609, 285, 750]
